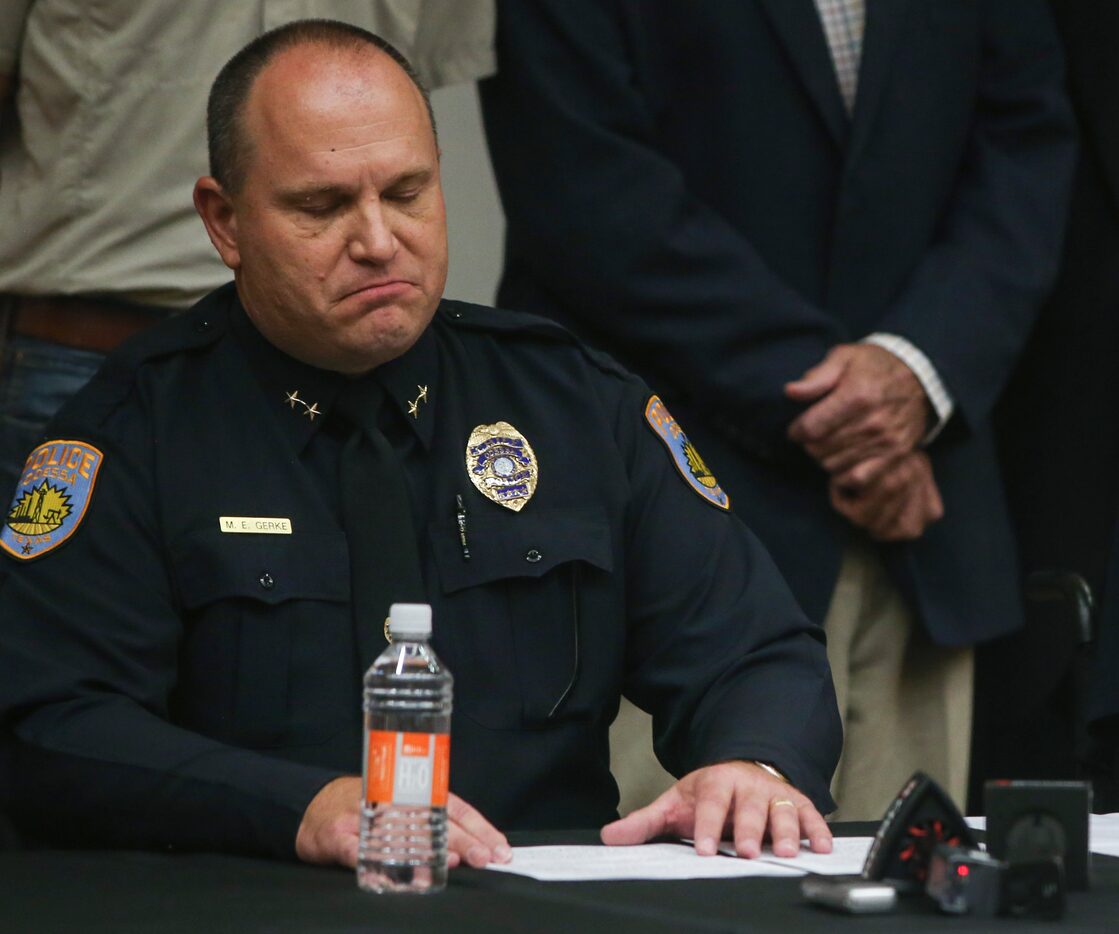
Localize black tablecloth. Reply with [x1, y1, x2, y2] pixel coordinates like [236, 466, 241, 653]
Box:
[2, 826, 1116, 933]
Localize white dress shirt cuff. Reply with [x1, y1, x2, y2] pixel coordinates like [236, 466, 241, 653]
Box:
[861, 333, 954, 443]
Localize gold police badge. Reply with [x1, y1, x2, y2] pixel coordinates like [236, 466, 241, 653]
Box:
[465, 422, 538, 512]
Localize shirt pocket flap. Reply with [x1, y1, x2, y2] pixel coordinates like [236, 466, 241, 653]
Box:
[171, 528, 350, 609]
[428, 507, 613, 594]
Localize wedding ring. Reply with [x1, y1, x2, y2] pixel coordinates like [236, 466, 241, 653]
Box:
[771, 799, 797, 809]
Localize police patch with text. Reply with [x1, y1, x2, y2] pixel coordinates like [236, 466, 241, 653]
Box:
[1, 440, 104, 560]
[644, 396, 730, 511]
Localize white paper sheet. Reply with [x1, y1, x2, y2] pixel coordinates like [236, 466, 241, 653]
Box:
[1089, 812, 1119, 857]
[488, 813, 1119, 882]
[720, 835, 874, 875]
[484, 843, 806, 881]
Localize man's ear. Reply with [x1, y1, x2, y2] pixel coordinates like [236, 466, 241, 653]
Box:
[194, 176, 242, 271]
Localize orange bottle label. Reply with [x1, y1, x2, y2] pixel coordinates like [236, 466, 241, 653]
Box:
[364, 730, 450, 806]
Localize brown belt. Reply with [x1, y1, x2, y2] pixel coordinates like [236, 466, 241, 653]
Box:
[9, 295, 167, 354]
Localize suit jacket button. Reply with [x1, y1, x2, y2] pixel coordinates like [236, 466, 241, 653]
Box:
[259, 572, 275, 589]
[525, 549, 542, 563]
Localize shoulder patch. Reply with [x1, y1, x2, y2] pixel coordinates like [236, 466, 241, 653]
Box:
[1, 440, 104, 561]
[644, 396, 730, 511]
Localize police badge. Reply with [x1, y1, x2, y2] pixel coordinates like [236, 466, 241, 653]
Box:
[465, 422, 538, 511]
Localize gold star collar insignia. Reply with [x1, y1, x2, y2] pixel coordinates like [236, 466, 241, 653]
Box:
[407, 385, 429, 419]
[284, 390, 321, 422]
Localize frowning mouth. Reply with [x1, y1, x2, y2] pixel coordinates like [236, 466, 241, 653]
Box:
[338, 280, 415, 304]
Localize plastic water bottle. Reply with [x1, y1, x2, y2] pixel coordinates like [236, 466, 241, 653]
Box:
[357, 603, 453, 894]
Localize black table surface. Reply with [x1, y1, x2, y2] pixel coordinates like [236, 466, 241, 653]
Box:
[1, 825, 1116, 933]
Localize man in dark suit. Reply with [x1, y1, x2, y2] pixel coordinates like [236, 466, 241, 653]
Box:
[480, 0, 1075, 818]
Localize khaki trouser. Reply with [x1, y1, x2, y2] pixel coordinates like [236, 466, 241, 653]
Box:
[825, 540, 973, 821]
[609, 698, 675, 817]
[608, 539, 974, 821]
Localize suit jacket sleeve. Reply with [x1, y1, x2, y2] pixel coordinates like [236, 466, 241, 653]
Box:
[875, 0, 1076, 430]
[0, 393, 340, 858]
[480, 0, 844, 452]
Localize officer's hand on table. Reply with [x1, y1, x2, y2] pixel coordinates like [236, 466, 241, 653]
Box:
[599, 761, 832, 859]
[445, 793, 513, 868]
[785, 344, 931, 489]
[296, 776, 362, 866]
[295, 777, 511, 869]
[830, 450, 944, 541]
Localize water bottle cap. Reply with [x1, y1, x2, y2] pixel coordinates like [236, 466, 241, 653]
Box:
[388, 602, 432, 637]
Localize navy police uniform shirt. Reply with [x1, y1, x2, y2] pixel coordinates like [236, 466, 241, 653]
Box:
[0, 283, 840, 858]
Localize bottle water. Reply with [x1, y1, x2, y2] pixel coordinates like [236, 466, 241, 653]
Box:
[357, 603, 453, 894]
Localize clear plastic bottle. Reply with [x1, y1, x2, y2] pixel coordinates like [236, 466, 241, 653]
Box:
[357, 603, 453, 894]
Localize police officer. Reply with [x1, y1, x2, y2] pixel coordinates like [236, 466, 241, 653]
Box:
[0, 21, 840, 869]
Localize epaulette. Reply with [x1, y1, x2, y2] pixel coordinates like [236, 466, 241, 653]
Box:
[438, 299, 632, 380]
[109, 283, 233, 371]
[49, 285, 234, 431]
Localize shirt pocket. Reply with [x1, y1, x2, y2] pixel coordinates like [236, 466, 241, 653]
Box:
[169, 528, 351, 749]
[428, 507, 613, 730]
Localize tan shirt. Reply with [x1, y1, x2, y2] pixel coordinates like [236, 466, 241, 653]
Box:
[0, 0, 494, 308]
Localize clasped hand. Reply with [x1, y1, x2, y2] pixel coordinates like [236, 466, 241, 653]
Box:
[296, 762, 831, 869]
[785, 343, 943, 540]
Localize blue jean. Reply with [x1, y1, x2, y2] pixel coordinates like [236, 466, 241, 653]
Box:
[0, 335, 105, 503]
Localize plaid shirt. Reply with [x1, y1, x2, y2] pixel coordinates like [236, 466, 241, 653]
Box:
[814, 0, 865, 114]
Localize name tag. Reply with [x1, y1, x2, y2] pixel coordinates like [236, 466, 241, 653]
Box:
[219, 516, 293, 534]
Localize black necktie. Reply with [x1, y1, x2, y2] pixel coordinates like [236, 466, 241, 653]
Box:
[333, 378, 426, 671]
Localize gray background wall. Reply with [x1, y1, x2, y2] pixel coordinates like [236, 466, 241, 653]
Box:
[431, 82, 505, 306]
